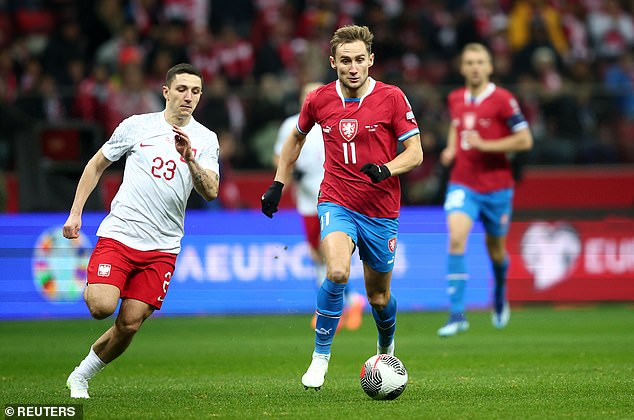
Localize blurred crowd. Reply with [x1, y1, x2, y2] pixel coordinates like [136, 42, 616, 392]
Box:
[1, 0, 634, 208]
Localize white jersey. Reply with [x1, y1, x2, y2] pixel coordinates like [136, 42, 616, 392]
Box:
[274, 113, 324, 215]
[97, 111, 220, 253]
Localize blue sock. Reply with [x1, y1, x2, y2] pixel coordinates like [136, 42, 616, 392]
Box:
[447, 253, 467, 315]
[492, 257, 509, 312]
[372, 295, 397, 348]
[314, 278, 345, 355]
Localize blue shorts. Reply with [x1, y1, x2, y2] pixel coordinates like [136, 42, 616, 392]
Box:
[317, 202, 399, 273]
[443, 183, 514, 237]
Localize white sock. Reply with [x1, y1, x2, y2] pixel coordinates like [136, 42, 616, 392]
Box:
[75, 347, 106, 379]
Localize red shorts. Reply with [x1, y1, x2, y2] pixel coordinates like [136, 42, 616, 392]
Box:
[302, 215, 321, 251]
[87, 237, 177, 309]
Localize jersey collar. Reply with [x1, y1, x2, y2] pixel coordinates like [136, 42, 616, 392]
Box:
[336, 77, 376, 108]
[163, 110, 194, 128]
[464, 82, 496, 105]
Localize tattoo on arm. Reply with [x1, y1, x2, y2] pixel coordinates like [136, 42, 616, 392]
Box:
[189, 159, 219, 201]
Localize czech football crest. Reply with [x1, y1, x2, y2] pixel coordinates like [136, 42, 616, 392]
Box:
[463, 112, 476, 130]
[388, 237, 397, 253]
[339, 119, 358, 142]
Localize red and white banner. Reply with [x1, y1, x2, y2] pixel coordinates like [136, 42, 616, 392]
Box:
[508, 218, 634, 301]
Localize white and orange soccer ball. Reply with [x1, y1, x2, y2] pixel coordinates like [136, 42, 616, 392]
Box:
[359, 354, 408, 400]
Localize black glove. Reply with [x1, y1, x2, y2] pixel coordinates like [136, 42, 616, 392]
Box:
[261, 181, 284, 218]
[360, 163, 391, 183]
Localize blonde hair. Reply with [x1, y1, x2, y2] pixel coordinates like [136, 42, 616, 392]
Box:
[461, 43, 492, 62]
[330, 25, 374, 57]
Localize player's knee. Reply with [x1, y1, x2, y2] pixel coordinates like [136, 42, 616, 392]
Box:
[448, 237, 466, 253]
[368, 292, 389, 311]
[86, 301, 117, 320]
[326, 267, 349, 283]
[115, 318, 143, 337]
[487, 244, 506, 262]
[84, 284, 120, 319]
[489, 251, 505, 263]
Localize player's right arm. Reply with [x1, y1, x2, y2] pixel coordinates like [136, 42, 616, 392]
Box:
[274, 126, 307, 185]
[63, 148, 113, 239]
[440, 122, 458, 167]
[261, 126, 307, 218]
[262, 90, 317, 218]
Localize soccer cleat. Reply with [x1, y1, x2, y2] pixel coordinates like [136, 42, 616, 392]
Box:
[492, 301, 511, 329]
[377, 339, 394, 356]
[66, 368, 90, 399]
[437, 313, 470, 337]
[345, 294, 365, 331]
[301, 352, 330, 390]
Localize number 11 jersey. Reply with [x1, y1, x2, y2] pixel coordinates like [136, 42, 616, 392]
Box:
[297, 78, 420, 218]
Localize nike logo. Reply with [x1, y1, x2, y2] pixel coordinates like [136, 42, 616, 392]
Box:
[157, 296, 164, 302]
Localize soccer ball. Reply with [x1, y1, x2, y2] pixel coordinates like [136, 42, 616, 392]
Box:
[359, 354, 408, 400]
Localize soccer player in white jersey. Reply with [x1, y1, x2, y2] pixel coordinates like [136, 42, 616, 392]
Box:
[62, 63, 220, 398]
[273, 83, 366, 332]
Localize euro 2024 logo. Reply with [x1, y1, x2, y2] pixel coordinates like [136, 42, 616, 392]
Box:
[32, 226, 92, 303]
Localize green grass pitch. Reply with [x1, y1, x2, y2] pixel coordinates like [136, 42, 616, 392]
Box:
[1, 305, 633, 419]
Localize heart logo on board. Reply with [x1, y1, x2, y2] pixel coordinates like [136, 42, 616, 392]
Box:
[520, 222, 581, 290]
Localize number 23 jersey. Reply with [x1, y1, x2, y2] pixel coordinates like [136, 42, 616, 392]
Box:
[97, 111, 220, 253]
[298, 78, 420, 218]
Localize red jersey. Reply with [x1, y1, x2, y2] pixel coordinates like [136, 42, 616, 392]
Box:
[298, 78, 420, 218]
[447, 83, 528, 193]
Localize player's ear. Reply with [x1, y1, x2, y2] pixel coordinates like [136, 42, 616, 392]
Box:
[329, 56, 336, 69]
[162, 85, 169, 100]
[368, 53, 374, 68]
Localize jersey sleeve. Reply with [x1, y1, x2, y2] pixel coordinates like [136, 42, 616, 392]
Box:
[501, 91, 529, 132]
[390, 88, 420, 142]
[101, 116, 137, 161]
[196, 132, 221, 177]
[297, 90, 318, 135]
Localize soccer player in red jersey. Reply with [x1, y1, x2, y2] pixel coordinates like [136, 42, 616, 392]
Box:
[273, 83, 366, 332]
[262, 25, 423, 389]
[438, 43, 533, 337]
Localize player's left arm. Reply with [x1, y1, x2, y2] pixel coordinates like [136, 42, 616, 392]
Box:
[468, 94, 534, 153]
[466, 127, 533, 153]
[360, 88, 424, 183]
[385, 89, 424, 174]
[189, 162, 219, 202]
[360, 134, 423, 183]
[173, 125, 219, 201]
[385, 134, 424, 176]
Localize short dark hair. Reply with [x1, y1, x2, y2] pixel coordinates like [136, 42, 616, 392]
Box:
[330, 25, 373, 57]
[165, 63, 203, 87]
